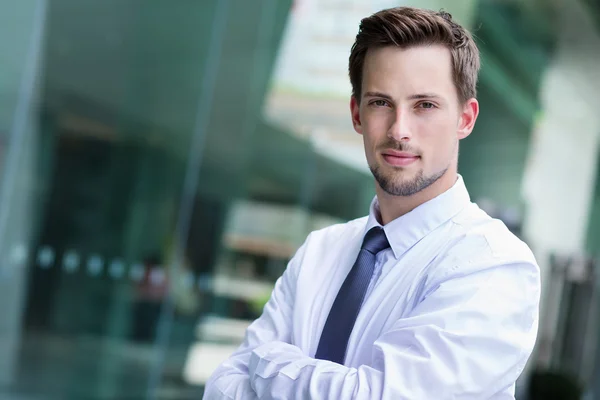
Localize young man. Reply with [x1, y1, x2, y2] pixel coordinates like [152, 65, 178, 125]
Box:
[204, 7, 540, 399]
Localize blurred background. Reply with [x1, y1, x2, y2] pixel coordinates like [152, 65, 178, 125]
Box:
[0, 0, 598, 398]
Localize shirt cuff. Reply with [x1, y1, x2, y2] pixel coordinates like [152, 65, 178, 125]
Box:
[249, 341, 304, 379]
[248, 341, 307, 396]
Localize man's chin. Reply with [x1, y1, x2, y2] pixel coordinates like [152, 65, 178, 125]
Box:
[376, 177, 415, 195]
[380, 171, 417, 185]
[371, 167, 428, 196]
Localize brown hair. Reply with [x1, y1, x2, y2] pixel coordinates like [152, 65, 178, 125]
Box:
[349, 7, 480, 104]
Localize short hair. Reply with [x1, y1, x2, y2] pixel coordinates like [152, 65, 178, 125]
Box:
[349, 7, 480, 104]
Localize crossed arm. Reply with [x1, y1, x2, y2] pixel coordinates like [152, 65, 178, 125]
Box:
[203, 243, 540, 400]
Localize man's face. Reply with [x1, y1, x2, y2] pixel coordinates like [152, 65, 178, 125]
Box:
[351, 45, 478, 196]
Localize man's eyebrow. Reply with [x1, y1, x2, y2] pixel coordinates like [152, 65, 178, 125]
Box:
[363, 91, 442, 100]
[407, 93, 442, 100]
[363, 91, 393, 100]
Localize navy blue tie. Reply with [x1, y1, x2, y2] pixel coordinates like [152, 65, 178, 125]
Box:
[315, 226, 390, 364]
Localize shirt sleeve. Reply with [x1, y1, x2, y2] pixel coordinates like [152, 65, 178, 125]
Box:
[247, 259, 540, 400]
[202, 237, 308, 400]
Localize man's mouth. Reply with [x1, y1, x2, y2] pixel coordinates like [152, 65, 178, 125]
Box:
[382, 150, 419, 166]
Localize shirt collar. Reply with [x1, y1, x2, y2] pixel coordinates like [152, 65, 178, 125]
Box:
[364, 175, 471, 259]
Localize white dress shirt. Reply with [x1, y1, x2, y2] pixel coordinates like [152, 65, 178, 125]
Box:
[203, 176, 541, 400]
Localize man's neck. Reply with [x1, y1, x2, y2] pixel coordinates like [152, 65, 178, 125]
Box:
[376, 170, 458, 225]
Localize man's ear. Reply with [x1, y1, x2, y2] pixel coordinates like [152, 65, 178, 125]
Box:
[457, 98, 479, 139]
[350, 96, 363, 134]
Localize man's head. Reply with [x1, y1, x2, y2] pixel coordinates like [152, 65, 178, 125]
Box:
[349, 7, 480, 197]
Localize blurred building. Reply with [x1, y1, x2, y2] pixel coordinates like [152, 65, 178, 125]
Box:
[0, 0, 599, 399]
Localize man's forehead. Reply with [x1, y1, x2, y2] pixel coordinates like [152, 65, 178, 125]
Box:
[362, 45, 455, 96]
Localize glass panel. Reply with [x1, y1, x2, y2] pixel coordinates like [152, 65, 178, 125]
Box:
[2, 0, 226, 398]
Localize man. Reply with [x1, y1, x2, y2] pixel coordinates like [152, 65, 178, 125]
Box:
[204, 6, 540, 399]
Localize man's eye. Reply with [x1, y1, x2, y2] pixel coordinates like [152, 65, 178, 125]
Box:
[372, 100, 389, 107]
[419, 102, 435, 109]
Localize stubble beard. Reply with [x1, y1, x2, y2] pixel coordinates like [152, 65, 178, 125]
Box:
[369, 163, 448, 197]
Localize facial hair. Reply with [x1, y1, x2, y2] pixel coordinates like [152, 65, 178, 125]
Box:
[369, 140, 448, 197]
[370, 164, 447, 196]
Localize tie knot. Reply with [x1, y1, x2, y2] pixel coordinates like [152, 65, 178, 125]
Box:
[361, 227, 390, 255]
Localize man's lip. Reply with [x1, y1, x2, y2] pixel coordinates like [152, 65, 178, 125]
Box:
[381, 150, 419, 158]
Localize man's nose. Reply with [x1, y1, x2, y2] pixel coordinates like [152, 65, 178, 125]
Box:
[387, 110, 412, 141]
